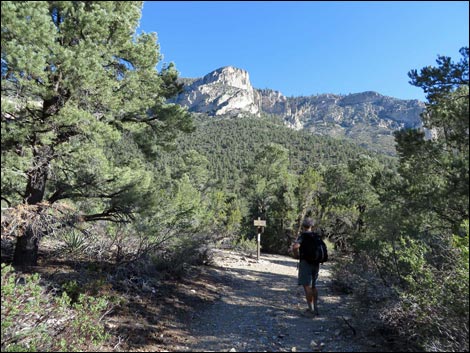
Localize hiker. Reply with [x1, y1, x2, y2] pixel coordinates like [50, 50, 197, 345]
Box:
[291, 217, 324, 316]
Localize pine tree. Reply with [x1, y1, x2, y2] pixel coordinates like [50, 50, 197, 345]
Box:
[399, 47, 469, 233]
[1, 1, 193, 266]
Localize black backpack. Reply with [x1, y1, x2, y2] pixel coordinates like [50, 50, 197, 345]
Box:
[299, 231, 328, 264]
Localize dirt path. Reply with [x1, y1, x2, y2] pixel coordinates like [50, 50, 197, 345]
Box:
[158, 249, 375, 352]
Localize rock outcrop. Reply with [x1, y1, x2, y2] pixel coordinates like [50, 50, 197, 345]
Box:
[172, 66, 261, 117]
[258, 89, 425, 132]
[172, 66, 426, 154]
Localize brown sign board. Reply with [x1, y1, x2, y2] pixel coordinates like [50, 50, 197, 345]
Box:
[254, 219, 266, 227]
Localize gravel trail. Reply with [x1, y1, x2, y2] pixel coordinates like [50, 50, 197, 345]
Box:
[177, 250, 373, 352]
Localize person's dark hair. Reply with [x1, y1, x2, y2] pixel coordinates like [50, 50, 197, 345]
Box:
[302, 217, 314, 228]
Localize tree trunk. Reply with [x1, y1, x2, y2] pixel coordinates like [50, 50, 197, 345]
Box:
[13, 147, 51, 267]
[13, 227, 39, 267]
[24, 147, 50, 204]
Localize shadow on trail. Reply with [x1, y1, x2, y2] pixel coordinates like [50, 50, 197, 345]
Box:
[182, 259, 361, 352]
[1, 240, 224, 352]
[2, 240, 370, 352]
[263, 257, 299, 268]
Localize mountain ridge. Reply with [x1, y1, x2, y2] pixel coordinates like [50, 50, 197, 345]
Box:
[171, 66, 427, 154]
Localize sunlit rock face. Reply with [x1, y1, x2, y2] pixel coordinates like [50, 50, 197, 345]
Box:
[172, 66, 426, 154]
[172, 66, 261, 117]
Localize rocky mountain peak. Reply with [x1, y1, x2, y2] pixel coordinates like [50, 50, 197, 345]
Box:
[171, 66, 427, 154]
[201, 66, 252, 90]
[171, 66, 260, 117]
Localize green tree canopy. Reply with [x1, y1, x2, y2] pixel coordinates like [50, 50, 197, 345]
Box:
[398, 47, 469, 234]
[1, 1, 193, 265]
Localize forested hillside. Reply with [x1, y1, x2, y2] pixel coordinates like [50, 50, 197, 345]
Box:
[163, 115, 395, 191]
[1, 2, 468, 352]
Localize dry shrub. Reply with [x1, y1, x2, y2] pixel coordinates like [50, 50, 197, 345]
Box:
[1, 202, 80, 239]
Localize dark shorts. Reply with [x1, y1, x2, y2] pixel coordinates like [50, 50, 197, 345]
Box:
[298, 260, 320, 287]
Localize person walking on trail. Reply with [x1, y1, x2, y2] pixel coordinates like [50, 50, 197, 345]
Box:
[292, 217, 323, 316]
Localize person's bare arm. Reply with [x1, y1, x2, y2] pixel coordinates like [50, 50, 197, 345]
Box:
[292, 242, 300, 258]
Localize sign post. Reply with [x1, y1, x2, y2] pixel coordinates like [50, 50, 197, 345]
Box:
[253, 217, 266, 262]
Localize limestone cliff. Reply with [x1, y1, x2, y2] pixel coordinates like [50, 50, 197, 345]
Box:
[172, 66, 261, 117]
[172, 66, 427, 154]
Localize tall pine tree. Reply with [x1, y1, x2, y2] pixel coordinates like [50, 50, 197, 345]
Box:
[1, 1, 193, 265]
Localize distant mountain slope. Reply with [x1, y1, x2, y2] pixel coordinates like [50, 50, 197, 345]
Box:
[171, 66, 426, 155]
[164, 116, 396, 192]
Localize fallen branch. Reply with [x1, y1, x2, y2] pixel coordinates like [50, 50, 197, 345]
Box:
[341, 315, 357, 336]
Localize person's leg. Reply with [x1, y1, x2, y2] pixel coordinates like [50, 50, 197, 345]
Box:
[299, 261, 314, 312]
[312, 286, 319, 314]
[303, 284, 314, 311]
[311, 263, 320, 315]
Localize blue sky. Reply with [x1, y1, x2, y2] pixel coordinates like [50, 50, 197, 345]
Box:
[138, 1, 469, 101]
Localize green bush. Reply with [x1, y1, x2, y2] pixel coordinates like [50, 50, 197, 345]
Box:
[1, 264, 110, 352]
[349, 222, 469, 352]
[152, 232, 215, 277]
[232, 234, 258, 257]
[381, 241, 469, 351]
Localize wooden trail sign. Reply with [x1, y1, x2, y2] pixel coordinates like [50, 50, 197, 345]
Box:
[254, 217, 266, 261]
[253, 219, 266, 227]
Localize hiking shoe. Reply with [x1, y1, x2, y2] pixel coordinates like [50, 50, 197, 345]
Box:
[313, 308, 320, 316]
[301, 308, 315, 317]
